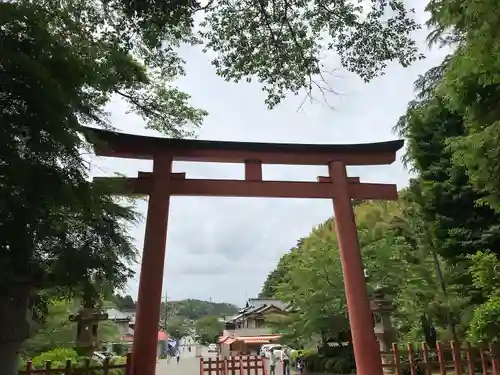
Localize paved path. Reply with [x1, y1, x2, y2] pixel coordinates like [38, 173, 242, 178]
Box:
[155, 348, 282, 375]
[155, 345, 206, 375]
[156, 356, 200, 375]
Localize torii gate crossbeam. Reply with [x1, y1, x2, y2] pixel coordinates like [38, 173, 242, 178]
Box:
[86, 127, 404, 375]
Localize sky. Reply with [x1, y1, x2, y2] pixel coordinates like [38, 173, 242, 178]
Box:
[91, 0, 450, 307]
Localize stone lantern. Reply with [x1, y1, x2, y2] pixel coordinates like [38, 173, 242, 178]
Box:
[370, 286, 396, 373]
[69, 307, 108, 356]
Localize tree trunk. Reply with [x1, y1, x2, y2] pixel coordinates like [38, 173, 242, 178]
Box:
[430, 247, 460, 344]
[0, 341, 23, 375]
[0, 281, 35, 375]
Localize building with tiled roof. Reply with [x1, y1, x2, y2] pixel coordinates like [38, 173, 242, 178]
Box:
[105, 308, 168, 357]
[219, 298, 287, 356]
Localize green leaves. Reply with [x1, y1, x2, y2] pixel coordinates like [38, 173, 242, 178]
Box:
[116, 85, 207, 138]
[102, 0, 423, 109]
[465, 252, 500, 344]
[468, 296, 500, 344]
[0, 0, 215, 302]
[468, 251, 500, 299]
[260, 0, 500, 345]
[195, 316, 223, 345]
[166, 316, 189, 339]
[22, 298, 120, 357]
[420, 0, 500, 212]
[396, 63, 500, 261]
[200, 0, 422, 108]
[12, 0, 207, 134]
[260, 199, 476, 345]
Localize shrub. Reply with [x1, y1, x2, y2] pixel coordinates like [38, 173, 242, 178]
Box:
[18, 358, 29, 370]
[31, 348, 80, 369]
[108, 356, 127, 375]
[401, 365, 426, 375]
[296, 345, 356, 374]
[303, 352, 321, 371]
[112, 343, 128, 356]
[332, 357, 353, 374]
[468, 296, 500, 344]
[19, 349, 127, 375]
[73, 356, 127, 375]
[323, 358, 337, 372]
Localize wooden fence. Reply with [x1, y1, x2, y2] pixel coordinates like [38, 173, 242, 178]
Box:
[19, 353, 132, 375]
[200, 355, 267, 375]
[382, 342, 500, 375]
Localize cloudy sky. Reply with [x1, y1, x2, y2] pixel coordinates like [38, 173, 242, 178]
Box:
[91, 1, 450, 307]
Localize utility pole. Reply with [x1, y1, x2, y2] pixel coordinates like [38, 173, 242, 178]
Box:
[163, 293, 168, 331]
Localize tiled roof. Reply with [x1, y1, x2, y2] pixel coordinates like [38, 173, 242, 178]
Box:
[229, 301, 286, 322]
[106, 308, 132, 320]
[219, 334, 281, 345]
[247, 299, 287, 310]
[219, 336, 229, 343]
[235, 335, 281, 344]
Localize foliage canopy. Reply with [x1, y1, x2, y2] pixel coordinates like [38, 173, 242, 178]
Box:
[262, 0, 500, 347]
[195, 315, 224, 345]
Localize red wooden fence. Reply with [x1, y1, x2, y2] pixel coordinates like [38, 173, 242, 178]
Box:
[199, 355, 267, 375]
[18, 353, 132, 375]
[200, 356, 225, 375]
[238, 355, 267, 375]
[382, 342, 500, 375]
[20, 342, 498, 375]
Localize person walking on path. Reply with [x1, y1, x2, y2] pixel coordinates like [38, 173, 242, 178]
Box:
[269, 348, 278, 375]
[296, 351, 304, 374]
[176, 350, 180, 364]
[280, 348, 291, 375]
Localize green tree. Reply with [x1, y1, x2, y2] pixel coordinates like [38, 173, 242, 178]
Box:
[115, 0, 422, 108]
[259, 239, 304, 298]
[166, 316, 189, 339]
[395, 67, 500, 261]
[264, 199, 471, 347]
[467, 251, 500, 343]
[195, 316, 223, 345]
[162, 299, 239, 321]
[394, 2, 500, 343]
[111, 295, 137, 311]
[22, 298, 120, 357]
[468, 297, 500, 344]
[276, 221, 349, 343]
[0, 1, 204, 372]
[423, 0, 500, 212]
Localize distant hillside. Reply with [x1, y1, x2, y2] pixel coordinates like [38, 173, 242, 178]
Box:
[110, 294, 239, 321]
[162, 299, 239, 321]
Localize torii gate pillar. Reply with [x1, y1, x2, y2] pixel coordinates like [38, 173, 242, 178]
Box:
[130, 156, 172, 375]
[329, 161, 383, 375]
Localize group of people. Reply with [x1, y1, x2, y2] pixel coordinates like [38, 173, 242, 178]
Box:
[164, 344, 191, 364]
[166, 349, 181, 364]
[268, 348, 304, 375]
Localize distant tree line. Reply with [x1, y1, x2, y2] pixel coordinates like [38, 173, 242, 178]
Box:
[160, 299, 239, 321]
[110, 294, 137, 311]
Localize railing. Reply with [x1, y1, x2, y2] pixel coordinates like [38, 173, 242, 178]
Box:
[382, 341, 499, 375]
[19, 353, 132, 375]
[199, 355, 267, 375]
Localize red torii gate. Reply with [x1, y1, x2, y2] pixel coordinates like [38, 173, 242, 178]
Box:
[86, 128, 403, 375]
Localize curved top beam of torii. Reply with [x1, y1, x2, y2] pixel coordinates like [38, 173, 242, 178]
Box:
[84, 127, 403, 166]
